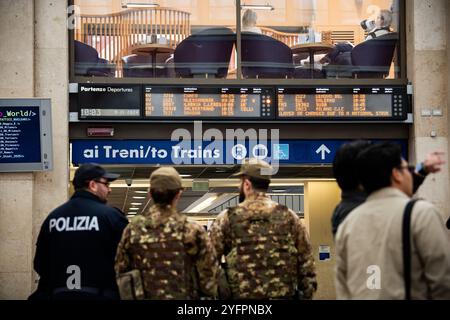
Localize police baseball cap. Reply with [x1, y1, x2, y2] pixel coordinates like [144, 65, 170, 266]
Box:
[72, 163, 120, 188]
[150, 167, 183, 190]
[232, 158, 273, 180]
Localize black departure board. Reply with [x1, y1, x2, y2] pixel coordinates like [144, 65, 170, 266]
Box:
[72, 84, 409, 122]
[78, 84, 141, 119]
[277, 87, 407, 120]
[0, 107, 41, 163]
[0, 99, 53, 172]
[144, 87, 274, 119]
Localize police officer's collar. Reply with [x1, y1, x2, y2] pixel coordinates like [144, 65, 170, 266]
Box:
[72, 189, 107, 204]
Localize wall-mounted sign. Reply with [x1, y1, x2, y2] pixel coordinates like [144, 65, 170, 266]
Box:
[71, 84, 409, 122]
[78, 84, 141, 119]
[319, 245, 331, 261]
[0, 99, 53, 172]
[277, 86, 407, 120]
[70, 139, 407, 166]
[143, 86, 274, 120]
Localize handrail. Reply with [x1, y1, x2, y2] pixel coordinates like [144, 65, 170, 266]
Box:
[231, 26, 333, 47]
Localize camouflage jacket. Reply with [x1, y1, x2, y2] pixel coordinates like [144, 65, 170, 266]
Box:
[115, 204, 219, 299]
[209, 192, 317, 299]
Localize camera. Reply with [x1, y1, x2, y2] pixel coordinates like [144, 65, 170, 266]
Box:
[360, 19, 375, 31]
[125, 178, 132, 187]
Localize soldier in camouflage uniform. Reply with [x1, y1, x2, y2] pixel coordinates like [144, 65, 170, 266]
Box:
[115, 167, 219, 299]
[209, 159, 317, 300]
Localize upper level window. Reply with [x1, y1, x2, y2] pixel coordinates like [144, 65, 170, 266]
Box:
[71, 0, 402, 81]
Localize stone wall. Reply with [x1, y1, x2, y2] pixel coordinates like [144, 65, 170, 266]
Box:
[0, 0, 68, 299]
[409, 0, 450, 221]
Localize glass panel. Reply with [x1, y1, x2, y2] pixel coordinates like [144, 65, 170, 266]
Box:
[239, 0, 401, 79]
[71, 0, 402, 81]
[73, 0, 236, 79]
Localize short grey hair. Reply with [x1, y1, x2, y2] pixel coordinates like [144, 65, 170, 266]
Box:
[242, 9, 258, 27]
[379, 10, 393, 28]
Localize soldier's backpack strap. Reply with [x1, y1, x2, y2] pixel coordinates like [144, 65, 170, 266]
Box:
[226, 206, 238, 244]
[180, 216, 200, 299]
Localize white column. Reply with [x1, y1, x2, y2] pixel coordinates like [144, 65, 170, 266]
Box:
[0, 0, 35, 299]
[0, 0, 69, 299]
[409, 0, 450, 220]
[32, 0, 69, 293]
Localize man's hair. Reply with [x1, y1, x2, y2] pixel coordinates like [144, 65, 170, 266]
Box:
[243, 175, 270, 192]
[150, 188, 182, 206]
[75, 180, 90, 191]
[333, 140, 371, 191]
[379, 9, 393, 28]
[356, 142, 402, 195]
[242, 9, 257, 28]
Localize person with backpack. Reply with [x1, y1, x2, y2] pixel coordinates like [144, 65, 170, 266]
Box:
[209, 158, 317, 299]
[115, 167, 219, 299]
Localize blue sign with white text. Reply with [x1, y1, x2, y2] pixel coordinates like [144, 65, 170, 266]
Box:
[71, 139, 408, 166]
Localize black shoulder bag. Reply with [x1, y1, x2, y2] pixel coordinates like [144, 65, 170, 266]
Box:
[402, 199, 419, 300]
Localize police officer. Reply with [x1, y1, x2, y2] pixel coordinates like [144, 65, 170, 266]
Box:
[31, 163, 128, 300]
[209, 158, 317, 299]
[115, 167, 219, 299]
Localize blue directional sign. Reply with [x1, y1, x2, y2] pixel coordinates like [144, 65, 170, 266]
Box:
[71, 139, 407, 166]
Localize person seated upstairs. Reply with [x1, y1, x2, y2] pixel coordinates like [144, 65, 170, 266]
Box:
[242, 9, 262, 34]
[320, 9, 393, 66]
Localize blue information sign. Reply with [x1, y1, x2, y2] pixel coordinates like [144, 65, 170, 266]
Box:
[0, 106, 41, 163]
[71, 139, 407, 166]
[0, 99, 53, 172]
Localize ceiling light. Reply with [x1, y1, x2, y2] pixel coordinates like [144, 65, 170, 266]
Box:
[241, 3, 274, 11]
[131, 202, 143, 206]
[180, 174, 192, 178]
[187, 194, 219, 213]
[134, 190, 147, 194]
[122, 2, 160, 8]
[272, 189, 287, 193]
[133, 196, 146, 199]
[129, 207, 139, 211]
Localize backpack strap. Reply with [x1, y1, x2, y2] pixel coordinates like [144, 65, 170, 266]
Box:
[402, 199, 419, 300]
[180, 216, 198, 298]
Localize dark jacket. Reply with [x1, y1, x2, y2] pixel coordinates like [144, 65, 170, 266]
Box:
[332, 173, 426, 236]
[331, 190, 367, 236]
[32, 190, 128, 299]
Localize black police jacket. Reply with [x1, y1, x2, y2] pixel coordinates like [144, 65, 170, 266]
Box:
[33, 190, 128, 297]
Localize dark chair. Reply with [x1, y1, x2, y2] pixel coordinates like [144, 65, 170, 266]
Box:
[324, 33, 398, 79]
[122, 54, 152, 77]
[351, 32, 398, 78]
[241, 32, 294, 79]
[174, 27, 236, 78]
[121, 53, 171, 78]
[74, 40, 115, 77]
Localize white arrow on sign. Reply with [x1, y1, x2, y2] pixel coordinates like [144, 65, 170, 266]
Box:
[316, 144, 331, 160]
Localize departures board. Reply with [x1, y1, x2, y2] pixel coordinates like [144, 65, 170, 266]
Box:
[74, 84, 409, 121]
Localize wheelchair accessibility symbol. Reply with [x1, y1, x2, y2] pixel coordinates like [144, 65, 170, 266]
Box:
[273, 144, 289, 160]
